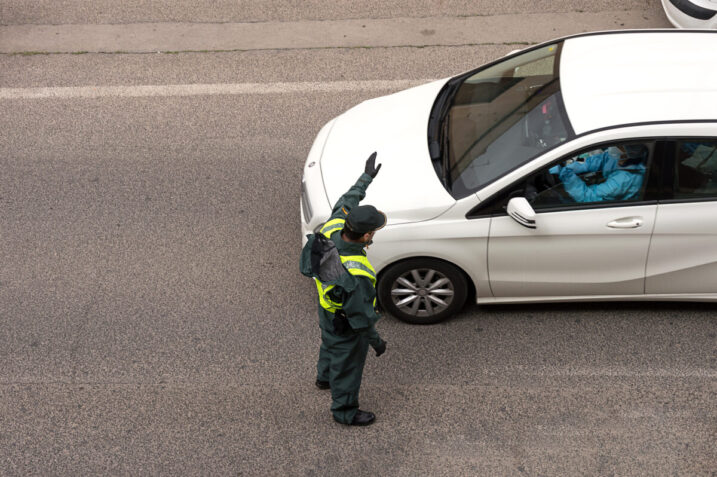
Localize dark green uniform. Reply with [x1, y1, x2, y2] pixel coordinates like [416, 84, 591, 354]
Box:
[314, 173, 384, 424]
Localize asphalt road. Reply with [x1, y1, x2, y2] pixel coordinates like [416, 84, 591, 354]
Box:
[1, 2, 716, 475]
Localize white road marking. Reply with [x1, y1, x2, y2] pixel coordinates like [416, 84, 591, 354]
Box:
[0, 79, 438, 100]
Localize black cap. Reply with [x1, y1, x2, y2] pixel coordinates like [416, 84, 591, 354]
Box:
[346, 205, 387, 234]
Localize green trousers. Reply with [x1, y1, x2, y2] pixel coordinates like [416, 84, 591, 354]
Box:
[317, 312, 369, 424]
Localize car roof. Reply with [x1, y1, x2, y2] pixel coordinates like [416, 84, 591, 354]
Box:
[560, 30, 717, 135]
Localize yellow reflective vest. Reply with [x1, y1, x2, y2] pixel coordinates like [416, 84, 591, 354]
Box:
[314, 218, 377, 313]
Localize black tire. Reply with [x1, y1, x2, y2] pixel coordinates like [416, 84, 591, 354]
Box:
[378, 258, 468, 325]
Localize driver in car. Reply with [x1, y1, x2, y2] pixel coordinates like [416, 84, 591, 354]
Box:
[552, 145, 647, 202]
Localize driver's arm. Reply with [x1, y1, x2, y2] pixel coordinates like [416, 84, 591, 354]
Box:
[561, 170, 634, 202]
[551, 151, 610, 176]
[570, 152, 610, 174]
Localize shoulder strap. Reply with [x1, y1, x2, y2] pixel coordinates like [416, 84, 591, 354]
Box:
[320, 218, 346, 239]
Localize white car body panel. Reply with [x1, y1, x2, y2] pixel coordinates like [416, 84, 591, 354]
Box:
[300, 118, 336, 240]
[646, 202, 717, 293]
[560, 32, 717, 135]
[365, 195, 488, 295]
[319, 79, 454, 225]
[488, 205, 657, 297]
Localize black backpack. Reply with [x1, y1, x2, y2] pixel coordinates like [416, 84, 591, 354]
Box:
[300, 233, 347, 284]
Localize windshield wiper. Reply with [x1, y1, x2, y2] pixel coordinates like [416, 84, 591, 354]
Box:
[440, 115, 451, 188]
[428, 80, 459, 187]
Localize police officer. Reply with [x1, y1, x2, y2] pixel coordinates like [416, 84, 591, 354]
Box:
[311, 152, 387, 426]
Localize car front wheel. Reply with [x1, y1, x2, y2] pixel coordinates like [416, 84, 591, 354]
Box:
[378, 258, 468, 324]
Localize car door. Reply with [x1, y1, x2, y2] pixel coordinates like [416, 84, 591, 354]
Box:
[485, 140, 660, 298]
[646, 138, 717, 294]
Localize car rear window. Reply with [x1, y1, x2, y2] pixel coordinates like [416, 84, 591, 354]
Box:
[674, 140, 717, 199]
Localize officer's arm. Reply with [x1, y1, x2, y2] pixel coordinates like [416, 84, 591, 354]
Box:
[341, 278, 383, 348]
[328, 173, 374, 219]
[356, 321, 382, 349]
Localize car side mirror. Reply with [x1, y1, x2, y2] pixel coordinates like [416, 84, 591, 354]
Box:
[506, 197, 536, 229]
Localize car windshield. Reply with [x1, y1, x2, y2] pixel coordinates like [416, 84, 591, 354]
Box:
[445, 42, 574, 199]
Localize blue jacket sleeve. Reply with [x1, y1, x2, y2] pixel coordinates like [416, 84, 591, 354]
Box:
[581, 152, 611, 173]
[550, 152, 608, 176]
[563, 169, 640, 202]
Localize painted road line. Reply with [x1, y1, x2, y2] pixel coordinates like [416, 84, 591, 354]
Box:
[0, 79, 439, 100]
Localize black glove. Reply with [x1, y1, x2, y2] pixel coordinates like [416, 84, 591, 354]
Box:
[364, 152, 382, 178]
[333, 310, 350, 335]
[374, 340, 387, 357]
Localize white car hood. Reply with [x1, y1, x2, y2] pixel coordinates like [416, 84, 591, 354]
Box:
[320, 79, 456, 225]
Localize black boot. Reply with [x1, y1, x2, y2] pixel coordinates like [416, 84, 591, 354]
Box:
[315, 379, 330, 390]
[349, 410, 375, 426]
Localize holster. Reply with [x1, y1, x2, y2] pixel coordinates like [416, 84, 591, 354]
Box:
[333, 309, 351, 335]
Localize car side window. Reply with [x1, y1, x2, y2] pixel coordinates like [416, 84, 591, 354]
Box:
[673, 140, 717, 199]
[526, 141, 653, 210]
[467, 140, 656, 218]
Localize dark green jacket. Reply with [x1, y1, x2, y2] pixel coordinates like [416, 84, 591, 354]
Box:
[320, 173, 383, 347]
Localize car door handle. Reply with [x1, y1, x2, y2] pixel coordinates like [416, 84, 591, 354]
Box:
[607, 217, 643, 229]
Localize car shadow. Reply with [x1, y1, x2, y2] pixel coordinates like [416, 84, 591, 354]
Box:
[445, 299, 717, 325]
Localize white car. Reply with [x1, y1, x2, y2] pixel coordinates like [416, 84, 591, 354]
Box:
[661, 0, 717, 28]
[300, 30, 717, 324]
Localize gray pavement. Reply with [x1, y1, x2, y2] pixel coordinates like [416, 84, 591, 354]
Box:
[1, 0, 658, 24]
[1, 10, 669, 54]
[1, 2, 715, 476]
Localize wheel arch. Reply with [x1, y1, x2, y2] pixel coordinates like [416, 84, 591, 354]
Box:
[375, 255, 477, 305]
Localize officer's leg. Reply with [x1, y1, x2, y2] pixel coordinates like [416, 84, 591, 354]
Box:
[329, 332, 370, 424]
[316, 336, 331, 383]
[316, 312, 332, 383]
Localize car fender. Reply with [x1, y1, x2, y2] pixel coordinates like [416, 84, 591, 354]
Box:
[366, 221, 491, 299]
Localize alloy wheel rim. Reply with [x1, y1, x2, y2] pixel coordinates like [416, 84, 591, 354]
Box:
[390, 268, 454, 317]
